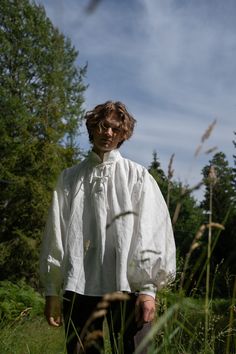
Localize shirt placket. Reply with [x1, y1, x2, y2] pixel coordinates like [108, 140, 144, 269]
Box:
[90, 164, 112, 262]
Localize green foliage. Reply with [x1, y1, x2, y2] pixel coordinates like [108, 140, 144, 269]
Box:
[0, 288, 235, 353]
[0, 280, 44, 322]
[168, 181, 204, 255]
[0, 0, 86, 283]
[0, 232, 39, 286]
[201, 152, 236, 297]
[0, 280, 66, 353]
[148, 149, 236, 299]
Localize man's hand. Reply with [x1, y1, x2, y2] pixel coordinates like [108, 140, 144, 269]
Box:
[135, 294, 156, 328]
[44, 296, 62, 327]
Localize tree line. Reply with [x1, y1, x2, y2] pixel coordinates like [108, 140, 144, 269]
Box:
[0, 0, 235, 298]
[149, 147, 236, 297]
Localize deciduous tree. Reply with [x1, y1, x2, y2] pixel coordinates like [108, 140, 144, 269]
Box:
[0, 0, 87, 284]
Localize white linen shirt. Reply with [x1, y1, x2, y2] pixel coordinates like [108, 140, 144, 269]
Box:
[40, 149, 176, 298]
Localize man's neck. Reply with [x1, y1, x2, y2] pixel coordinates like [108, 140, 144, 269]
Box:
[92, 147, 105, 161]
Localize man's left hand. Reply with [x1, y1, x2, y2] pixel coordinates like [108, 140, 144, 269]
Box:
[135, 294, 156, 328]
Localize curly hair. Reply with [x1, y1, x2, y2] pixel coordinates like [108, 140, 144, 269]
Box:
[85, 101, 136, 148]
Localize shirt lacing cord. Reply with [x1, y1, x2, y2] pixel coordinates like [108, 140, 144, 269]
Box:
[89, 163, 114, 210]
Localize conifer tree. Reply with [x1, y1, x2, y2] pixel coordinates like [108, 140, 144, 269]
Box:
[201, 152, 236, 296]
[148, 150, 166, 180]
[148, 150, 167, 195]
[148, 152, 204, 291]
[232, 131, 236, 191]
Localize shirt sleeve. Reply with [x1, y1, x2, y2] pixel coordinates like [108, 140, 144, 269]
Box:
[39, 172, 68, 296]
[127, 170, 176, 298]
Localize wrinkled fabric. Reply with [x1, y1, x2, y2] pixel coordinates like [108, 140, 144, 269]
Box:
[40, 150, 176, 298]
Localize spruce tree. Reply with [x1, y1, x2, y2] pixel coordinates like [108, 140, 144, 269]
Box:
[148, 152, 204, 291]
[201, 152, 236, 296]
[148, 150, 166, 180]
[233, 131, 236, 191]
[148, 150, 167, 194]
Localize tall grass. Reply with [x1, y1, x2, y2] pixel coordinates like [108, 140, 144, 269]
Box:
[1, 120, 235, 353]
[205, 165, 217, 351]
[1, 292, 234, 353]
[0, 316, 65, 354]
[0, 280, 65, 353]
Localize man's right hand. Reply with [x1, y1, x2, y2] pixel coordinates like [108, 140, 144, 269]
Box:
[44, 296, 62, 327]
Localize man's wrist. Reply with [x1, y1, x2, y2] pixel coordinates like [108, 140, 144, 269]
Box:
[139, 292, 156, 300]
[139, 285, 157, 299]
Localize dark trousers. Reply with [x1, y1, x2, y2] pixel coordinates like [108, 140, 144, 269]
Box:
[63, 291, 151, 354]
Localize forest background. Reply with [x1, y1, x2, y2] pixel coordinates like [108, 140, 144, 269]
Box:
[0, 1, 235, 353]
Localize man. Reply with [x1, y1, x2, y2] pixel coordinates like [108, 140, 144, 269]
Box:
[40, 101, 176, 354]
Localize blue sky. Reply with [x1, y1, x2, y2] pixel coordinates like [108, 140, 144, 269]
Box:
[38, 0, 236, 200]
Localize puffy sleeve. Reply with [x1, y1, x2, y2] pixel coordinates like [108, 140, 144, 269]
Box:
[127, 169, 176, 297]
[39, 171, 69, 296]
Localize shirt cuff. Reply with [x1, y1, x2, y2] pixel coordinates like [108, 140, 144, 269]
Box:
[139, 284, 157, 299]
[44, 283, 61, 297]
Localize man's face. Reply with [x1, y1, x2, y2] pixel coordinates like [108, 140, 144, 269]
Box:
[92, 113, 123, 155]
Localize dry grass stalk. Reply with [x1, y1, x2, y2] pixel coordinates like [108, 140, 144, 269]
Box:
[201, 119, 217, 143]
[194, 224, 206, 242]
[187, 181, 204, 194]
[179, 221, 224, 290]
[84, 330, 103, 346]
[167, 154, 175, 208]
[172, 181, 203, 227]
[84, 240, 91, 253]
[78, 292, 130, 351]
[180, 224, 206, 289]
[172, 201, 181, 227]
[204, 146, 218, 155]
[103, 292, 130, 302]
[89, 309, 107, 322]
[194, 119, 217, 157]
[106, 211, 138, 229]
[172, 187, 186, 227]
[168, 121, 217, 228]
[226, 277, 236, 354]
[206, 222, 224, 231]
[96, 300, 110, 310]
[85, 0, 102, 14]
[194, 145, 202, 157]
[201, 119, 216, 143]
[76, 330, 103, 354]
[14, 307, 32, 322]
[167, 153, 175, 180]
[208, 165, 217, 185]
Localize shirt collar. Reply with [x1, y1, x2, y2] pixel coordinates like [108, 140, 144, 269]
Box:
[88, 149, 122, 164]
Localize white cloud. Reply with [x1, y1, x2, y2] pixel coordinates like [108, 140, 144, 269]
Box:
[37, 0, 236, 200]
